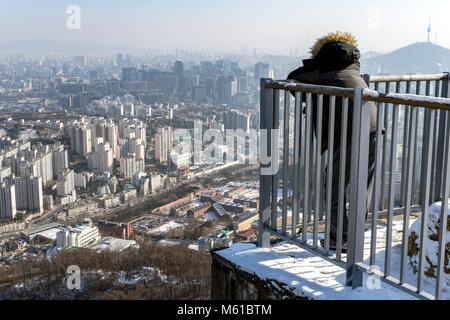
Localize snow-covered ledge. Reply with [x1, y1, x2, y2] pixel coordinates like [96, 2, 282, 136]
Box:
[212, 242, 416, 300]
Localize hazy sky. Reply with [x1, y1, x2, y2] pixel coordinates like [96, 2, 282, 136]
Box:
[0, 0, 449, 55]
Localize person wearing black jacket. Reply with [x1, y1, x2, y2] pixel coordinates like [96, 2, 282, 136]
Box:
[287, 32, 377, 251]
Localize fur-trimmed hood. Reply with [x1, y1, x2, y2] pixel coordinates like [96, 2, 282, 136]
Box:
[302, 32, 361, 73]
[310, 31, 358, 58]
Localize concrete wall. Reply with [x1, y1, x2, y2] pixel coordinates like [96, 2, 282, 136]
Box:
[211, 251, 308, 300]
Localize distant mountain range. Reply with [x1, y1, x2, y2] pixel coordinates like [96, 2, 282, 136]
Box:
[361, 42, 450, 75]
[1, 39, 450, 75]
[0, 39, 144, 56]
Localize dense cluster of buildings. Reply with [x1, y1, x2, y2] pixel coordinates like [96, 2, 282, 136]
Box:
[0, 140, 70, 220]
[0, 54, 273, 265]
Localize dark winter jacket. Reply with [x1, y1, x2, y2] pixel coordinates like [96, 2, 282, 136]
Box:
[287, 41, 377, 154]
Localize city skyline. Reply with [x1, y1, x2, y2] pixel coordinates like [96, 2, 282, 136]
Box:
[0, 0, 449, 55]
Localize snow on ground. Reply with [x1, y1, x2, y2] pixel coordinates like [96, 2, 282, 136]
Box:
[205, 211, 219, 222]
[362, 220, 449, 300]
[147, 221, 184, 236]
[18, 129, 37, 141]
[116, 267, 169, 285]
[217, 218, 449, 300]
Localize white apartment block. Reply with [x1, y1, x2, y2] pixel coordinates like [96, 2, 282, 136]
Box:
[88, 142, 114, 175]
[155, 127, 172, 164]
[120, 153, 144, 179]
[56, 219, 101, 249]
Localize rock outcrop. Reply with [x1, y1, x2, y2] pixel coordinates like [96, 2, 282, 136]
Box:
[408, 201, 449, 279]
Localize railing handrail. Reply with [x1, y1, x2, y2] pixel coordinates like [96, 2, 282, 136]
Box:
[363, 89, 450, 111]
[264, 79, 354, 97]
[368, 73, 449, 83]
[264, 79, 450, 111]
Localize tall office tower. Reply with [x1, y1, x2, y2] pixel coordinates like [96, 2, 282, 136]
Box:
[237, 75, 249, 94]
[254, 62, 273, 83]
[217, 76, 238, 106]
[155, 127, 173, 165]
[174, 61, 184, 78]
[120, 153, 144, 179]
[57, 169, 75, 197]
[0, 181, 16, 220]
[88, 143, 114, 175]
[174, 61, 185, 94]
[52, 146, 69, 178]
[116, 53, 124, 67]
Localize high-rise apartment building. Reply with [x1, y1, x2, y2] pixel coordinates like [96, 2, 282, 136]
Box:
[155, 127, 173, 165]
[120, 153, 144, 179]
[68, 124, 92, 158]
[88, 143, 114, 175]
[15, 175, 44, 214]
[0, 181, 16, 220]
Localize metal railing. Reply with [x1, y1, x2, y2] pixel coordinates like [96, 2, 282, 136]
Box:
[258, 73, 450, 300]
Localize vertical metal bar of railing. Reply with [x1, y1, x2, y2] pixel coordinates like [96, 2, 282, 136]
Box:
[320, 155, 326, 222]
[282, 91, 290, 235]
[435, 73, 449, 202]
[369, 102, 384, 267]
[431, 80, 441, 202]
[336, 97, 349, 261]
[400, 107, 418, 284]
[291, 92, 302, 238]
[313, 95, 323, 248]
[400, 81, 412, 207]
[347, 87, 371, 288]
[258, 79, 273, 248]
[435, 114, 450, 300]
[410, 81, 421, 204]
[302, 93, 313, 243]
[310, 123, 316, 225]
[419, 81, 432, 205]
[417, 108, 435, 293]
[380, 82, 391, 210]
[324, 96, 336, 255]
[271, 89, 280, 231]
[384, 102, 399, 278]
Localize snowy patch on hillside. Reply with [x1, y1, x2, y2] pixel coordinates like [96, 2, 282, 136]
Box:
[18, 129, 37, 141]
